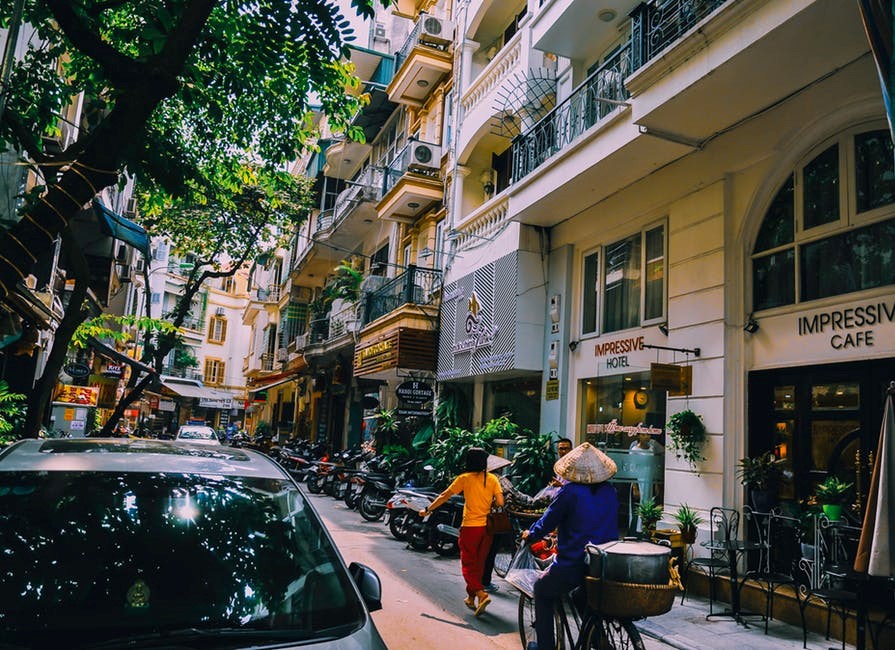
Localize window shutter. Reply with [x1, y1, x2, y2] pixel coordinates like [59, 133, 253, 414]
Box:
[220, 319, 227, 342]
[204, 359, 213, 381]
[218, 361, 225, 384]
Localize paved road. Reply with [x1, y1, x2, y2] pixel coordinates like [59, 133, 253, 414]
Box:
[307, 488, 672, 650]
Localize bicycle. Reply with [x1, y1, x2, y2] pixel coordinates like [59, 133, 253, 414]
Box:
[517, 583, 645, 650]
[494, 509, 546, 578]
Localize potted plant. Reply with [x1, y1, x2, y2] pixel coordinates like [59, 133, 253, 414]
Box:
[795, 501, 819, 560]
[673, 503, 704, 544]
[814, 476, 853, 521]
[736, 452, 785, 512]
[666, 409, 707, 469]
[637, 496, 663, 537]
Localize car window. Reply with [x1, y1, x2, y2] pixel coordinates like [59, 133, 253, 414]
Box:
[0, 472, 365, 646]
[178, 427, 215, 439]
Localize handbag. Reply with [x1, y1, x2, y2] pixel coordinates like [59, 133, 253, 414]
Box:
[486, 506, 512, 535]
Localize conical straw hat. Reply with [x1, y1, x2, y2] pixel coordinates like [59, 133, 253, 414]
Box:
[487, 454, 512, 472]
[554, 442, 617, 484]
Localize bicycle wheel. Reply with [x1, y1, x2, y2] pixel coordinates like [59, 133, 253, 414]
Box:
[581, 615, 644, 650]
[517, 593, 567, 650]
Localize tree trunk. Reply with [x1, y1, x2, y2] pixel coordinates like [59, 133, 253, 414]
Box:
[23, 230, 91, 438]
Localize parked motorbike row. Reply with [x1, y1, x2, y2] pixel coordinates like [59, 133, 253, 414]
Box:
[267, 440, 467, 557]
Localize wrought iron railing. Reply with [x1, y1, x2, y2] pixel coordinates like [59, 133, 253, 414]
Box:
[630, 0, 727, 71]
[181, 316, 205, 331]
[161, 365, 203, 381]
[332, 166, 383, 229]
[259, 352, 274, 371]
[382, 140, 440, 195]
[362, 265, 442, 325]
[511, 45, 631, 183]
[307, 301, 360, 345]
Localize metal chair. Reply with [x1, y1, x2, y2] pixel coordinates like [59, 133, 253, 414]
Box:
[681, 506, 738, 614]
[743, 509, 808, 644]
[810, 517, 862, 650]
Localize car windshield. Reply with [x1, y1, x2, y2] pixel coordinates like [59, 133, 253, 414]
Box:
[178, 427, 215, 439]
[0, 471, 365, 648]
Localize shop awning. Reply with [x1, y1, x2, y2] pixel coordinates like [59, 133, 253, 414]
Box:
[87, 336, 156, 375]
[93, 200, 150, 257]
[247, 374, 300, 393]
[161, 379, 233, 401]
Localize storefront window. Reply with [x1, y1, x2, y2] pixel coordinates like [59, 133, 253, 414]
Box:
[487, 379, 540, 433]
[751, 128, 895, 312]
[581, 372, 666, 536]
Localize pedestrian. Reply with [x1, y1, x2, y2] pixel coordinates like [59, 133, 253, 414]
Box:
[114, 419, 130, 438]
[419, 447, 504, 617]
[521, 442, 619, 650]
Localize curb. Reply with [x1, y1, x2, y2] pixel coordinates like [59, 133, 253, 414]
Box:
[635, 620, 703, 650]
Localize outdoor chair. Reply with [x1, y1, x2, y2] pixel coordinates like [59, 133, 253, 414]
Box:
[810, 518, 862, 650]
[743, 509, 808, 645]
[681, 506, 738, 614]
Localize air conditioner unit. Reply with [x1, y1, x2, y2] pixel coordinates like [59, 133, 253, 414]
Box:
[374, 22, 386, 39]
[407, 141, 441, 172]
[419, 15, 453, 47]
[215, 306, 225, 316]
[276, 348, 287, 361]
[133, 258, 145, 273]
[115, 242, 127, 262]
[124, 197, 138, 218]
[118, 266, 132, 282]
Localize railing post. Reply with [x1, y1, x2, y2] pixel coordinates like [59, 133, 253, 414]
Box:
[630, 2, 649, 72]
[404, 265, 416, 305]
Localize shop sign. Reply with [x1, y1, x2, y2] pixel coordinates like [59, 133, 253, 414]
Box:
[103, 364, 124, 378]
[64, 362, 90, 378]
[148, 395, 159, 410]
[397, 407, 431, 417]
[796, 300, 895, 350]
[395, 380, 434, 405]
[586, 419, 663, 438]
[199, 397, 233, 409]
[158, 399, 175, 412]
[650, 363, 692, 396]
[54, 385, 99, 406]
[545, 379, 559, 401]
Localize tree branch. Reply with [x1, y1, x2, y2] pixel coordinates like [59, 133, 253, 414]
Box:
[44, 0, 148, 87]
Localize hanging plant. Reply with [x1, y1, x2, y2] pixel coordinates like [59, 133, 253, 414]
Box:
[665, 409, 707, 469]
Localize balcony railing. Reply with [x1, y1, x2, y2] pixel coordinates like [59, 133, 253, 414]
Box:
[332, 166, 383, 228]
[630, 0, 727, 72]
[511, 45, 631, 184]
[362, 265, 442, 325]
[161, 365, 203, 381]
[181, 316, 205, 332]
[256, 285, 281, 302]
[259, 352, 274, 371]
[382, 140, 440, 195]
[308, 301, 360, 345]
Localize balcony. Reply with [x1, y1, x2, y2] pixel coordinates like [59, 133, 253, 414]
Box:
[377, 141, 444, 223]
[180, 316, 205, 332]
[316, 166, 383, 249]
[362, 265, 442, 326]
[304, 300, 361, 355]
[511, 45, 631, 184]
[161, 365, 203, 381]
[531, 0, 633, 65]
[387, 13, 453, 107]
[255, 285, 281, 302]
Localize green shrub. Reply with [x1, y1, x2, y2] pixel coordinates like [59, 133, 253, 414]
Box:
[508, 430, 556, 496]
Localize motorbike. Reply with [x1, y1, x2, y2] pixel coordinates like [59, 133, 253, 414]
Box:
[357, 458, 422, 522]
[405, 493, 464, 555]
[384, 487, 440, 540]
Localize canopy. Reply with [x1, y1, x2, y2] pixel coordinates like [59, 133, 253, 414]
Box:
[93, 200, 149, 257]
[161, 379, 233, 402]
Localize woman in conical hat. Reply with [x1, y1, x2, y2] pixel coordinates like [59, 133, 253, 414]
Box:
[521, 442, 619, 650]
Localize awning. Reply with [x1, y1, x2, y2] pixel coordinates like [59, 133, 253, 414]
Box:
[247, 374, 300, 393]
[161, 379, 236, 409]
[87, 336, 156, 374]
[93, 200, 150, 257]
[353, 88, 397, 143]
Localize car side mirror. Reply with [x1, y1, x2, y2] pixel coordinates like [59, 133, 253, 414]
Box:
[348, 562, 382, 612]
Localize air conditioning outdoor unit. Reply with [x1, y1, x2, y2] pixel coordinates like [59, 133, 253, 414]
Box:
[118, 266, 132, 282]
[133, 258, 145, 273]
[374, 22, 386, 39]
[215, 306, 225, 316]
[276, 348, 287, 361]
[124, 197, 138, 218]
[407, 141, 441, 172]
[294, 333, 308, 349]
[419, 15, 453, 47]
[115, 242, 128, 262]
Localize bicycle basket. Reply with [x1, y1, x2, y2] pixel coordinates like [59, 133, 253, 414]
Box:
[585, 577, 677, 618]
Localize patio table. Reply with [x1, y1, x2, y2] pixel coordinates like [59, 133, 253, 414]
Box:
[702, 538, 764, 625]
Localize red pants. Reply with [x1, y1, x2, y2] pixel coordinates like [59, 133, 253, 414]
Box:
[458, 525, 492, 596]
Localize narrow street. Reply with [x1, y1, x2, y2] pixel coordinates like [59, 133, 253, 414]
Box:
[307, 489, 673, 650]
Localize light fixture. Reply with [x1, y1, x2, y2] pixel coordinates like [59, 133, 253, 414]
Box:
[479, 169, 495, 196]
[416, 79, 429, 88]
[598, 9, 617, 22]
[420, 246, 433, 259]
[744, 316, 760, 334]
[363, 218, 373, 223]
[343, 158, 352, 164]
[658, 323, 669, 336]
[407, 201, 420, 209]
[568, 340, 579, 352]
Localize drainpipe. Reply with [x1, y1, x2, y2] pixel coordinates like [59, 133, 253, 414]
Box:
[0, 0, 26, 124]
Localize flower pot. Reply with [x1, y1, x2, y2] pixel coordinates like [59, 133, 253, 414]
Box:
[822, 504, 843, 521]
[680, 526, 697, 544]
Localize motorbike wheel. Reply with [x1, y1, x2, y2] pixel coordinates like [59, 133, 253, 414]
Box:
[429, 512, 459, 556]
[344, 484, 359, 509]
[306, 474, 323, 494]
[358, 492, 386, 522]
[388, 511, 409, 540]
[407, 521, 430, 551]
[322, 476, 335, 496]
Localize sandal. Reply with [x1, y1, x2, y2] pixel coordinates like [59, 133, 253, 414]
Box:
[474, 594, 491, 617]
[463, 596, 476, 610]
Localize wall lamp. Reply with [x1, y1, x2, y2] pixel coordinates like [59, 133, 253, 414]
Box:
[744, 316, 760, 334]
[568, 340, 579, 352]
[658, 323, 669, 336]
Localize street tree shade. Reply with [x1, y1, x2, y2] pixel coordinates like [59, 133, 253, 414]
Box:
[0, 0, 384, 299]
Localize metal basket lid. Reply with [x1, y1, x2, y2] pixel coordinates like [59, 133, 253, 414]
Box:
[586, 540, 671, 557]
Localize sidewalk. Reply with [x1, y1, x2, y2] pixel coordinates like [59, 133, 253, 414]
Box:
[636, 594, 855, 650]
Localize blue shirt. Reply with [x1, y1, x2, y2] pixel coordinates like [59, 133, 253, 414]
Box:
[527, 481, 619, 570]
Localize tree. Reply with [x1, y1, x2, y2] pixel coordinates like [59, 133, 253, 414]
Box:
[96, 171, 313, 436]
[0, 0, 383, 299]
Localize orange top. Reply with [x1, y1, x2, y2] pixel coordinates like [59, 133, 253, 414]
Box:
[446, 472, 503, 527]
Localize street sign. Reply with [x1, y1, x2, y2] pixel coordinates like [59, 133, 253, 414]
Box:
[397, 408, 431, 417]
[545, 379, 559, 401]
[64, 363, 90, 378]
[395, 380, 434, 405]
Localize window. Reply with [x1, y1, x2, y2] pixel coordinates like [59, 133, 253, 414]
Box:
[208, 316, 227, 343]
[582, 250, 600, 335]
[403, 243, 411, 269]
[433, 220, 446, 270]
[153, 242, 167, 261]
[150, 293, 161, 304]
[752, 127, 895, 312]
[204, 358, 225, 385]
[221, 277, 234, 293]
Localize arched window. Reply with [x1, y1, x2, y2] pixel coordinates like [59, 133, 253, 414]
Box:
[752, 128, 895, 312]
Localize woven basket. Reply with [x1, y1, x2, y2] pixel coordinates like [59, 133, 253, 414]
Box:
[585, 577, 677, 618]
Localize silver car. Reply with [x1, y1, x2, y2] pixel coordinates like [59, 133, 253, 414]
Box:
[0, 439, 386, 649]
[175, 425, 221, 445]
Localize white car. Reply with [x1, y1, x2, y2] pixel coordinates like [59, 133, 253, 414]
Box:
[175, 425, 221, 445]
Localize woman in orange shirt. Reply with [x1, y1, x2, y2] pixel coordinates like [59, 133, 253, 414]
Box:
[421, 447, 504, 616]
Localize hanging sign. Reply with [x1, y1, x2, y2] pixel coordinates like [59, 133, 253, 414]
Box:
[53, 385, 99, 406]
[64, 363, 90, 378]
[650, 363, 692, 395]
[395, 380, 434, 405]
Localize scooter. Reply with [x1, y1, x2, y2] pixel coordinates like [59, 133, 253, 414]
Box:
[405, 493, 464, 555]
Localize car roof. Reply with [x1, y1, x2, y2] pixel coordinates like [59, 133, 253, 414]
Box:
[0, 439, 287, 479]
[178, 425, 214, 430]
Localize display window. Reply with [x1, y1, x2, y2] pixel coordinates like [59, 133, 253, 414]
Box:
[580, 371, 666, 535]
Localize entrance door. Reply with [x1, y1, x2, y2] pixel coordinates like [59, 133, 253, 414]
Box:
[748, 359, 890, 507]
